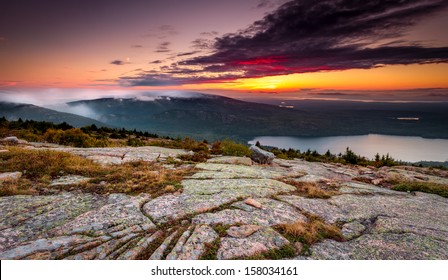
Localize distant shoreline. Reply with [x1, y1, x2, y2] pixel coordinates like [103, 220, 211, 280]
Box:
[247, 134, 448, 163]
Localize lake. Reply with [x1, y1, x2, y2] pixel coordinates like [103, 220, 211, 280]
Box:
[248, 134, 448, 163]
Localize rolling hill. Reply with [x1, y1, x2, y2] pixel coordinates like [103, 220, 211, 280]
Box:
[0, 102, 108, 128]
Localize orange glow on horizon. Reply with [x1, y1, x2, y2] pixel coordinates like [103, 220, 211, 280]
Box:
[182, 63, 448, 92]
[3, 63, 448, 94]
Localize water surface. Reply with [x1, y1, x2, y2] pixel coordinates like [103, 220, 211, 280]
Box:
[248, 134, 448, 162]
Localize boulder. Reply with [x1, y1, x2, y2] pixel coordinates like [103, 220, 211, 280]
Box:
[250, 145, 274, 164]
[0, 136, 27, 145]
[0, 172, 22, 182]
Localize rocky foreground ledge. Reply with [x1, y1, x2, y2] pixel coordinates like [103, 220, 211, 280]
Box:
[0, 143, 447, 260]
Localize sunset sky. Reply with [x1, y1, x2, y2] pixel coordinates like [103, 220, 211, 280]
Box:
[1, 0, 448, 103]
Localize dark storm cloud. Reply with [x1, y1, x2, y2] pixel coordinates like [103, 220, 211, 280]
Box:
[190, 38, 214, 50]
[185, 0, 448, 72]
[122, 0, 448, 86]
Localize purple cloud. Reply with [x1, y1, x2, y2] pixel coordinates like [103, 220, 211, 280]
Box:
[121, 0, 448, 86]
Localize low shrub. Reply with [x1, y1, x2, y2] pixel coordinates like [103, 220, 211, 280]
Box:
[210, 141, 223, 155]
[0, 179, 37, 196]
[392, 181, 448, 198]
[220, 139, 252, 157]
[179, 152, 210, 162]
[43, 128, 101, 147]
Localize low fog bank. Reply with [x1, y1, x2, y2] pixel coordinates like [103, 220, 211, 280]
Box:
[0, 88, 208, 120]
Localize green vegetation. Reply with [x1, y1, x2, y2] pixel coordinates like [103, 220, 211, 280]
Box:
[241, 244, 297, 260]
[43, 128, 109, 147]
[0, 117, 163, 148]
[1, 117, 443, 170]
[220, 139, 252, 157]
[267, 145, 401, 167]
[200, 238, 221, 260]
[392, 181, 448, 198]
[0, 118, 253, 159]
[212, 224, 232, 237]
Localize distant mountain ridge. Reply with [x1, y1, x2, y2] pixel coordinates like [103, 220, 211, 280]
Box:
[66, 93, 448, 140]
[2, 92, 448, 140]
[67, 94, 318, 140]
[0, 102, 108, 128]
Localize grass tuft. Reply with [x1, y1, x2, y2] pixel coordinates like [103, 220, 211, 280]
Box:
[280, 180, 339, 199]
[0, 147, 195, 197]
[178, 152, 210, 162]
[275, 216, 344, 249]
[0, 147, 102, 179]
[0, 178, 37, 196]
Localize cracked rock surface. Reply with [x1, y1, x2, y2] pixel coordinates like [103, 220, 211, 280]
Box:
[27, 145, 188, 165]
[1, 145, 447, 259]
[217, 227, 289, 260]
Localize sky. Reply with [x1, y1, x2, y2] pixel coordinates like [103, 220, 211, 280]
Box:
[1, 0, 448, 103]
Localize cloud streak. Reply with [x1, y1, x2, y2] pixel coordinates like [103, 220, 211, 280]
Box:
[121, 0, 448, 86]
[111, 60, 127, 66]
[155, 41, 171, 53]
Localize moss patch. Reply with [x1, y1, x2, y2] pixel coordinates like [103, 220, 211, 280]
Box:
[200, 238, 221, 260]
[240, 244, 297, 260]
